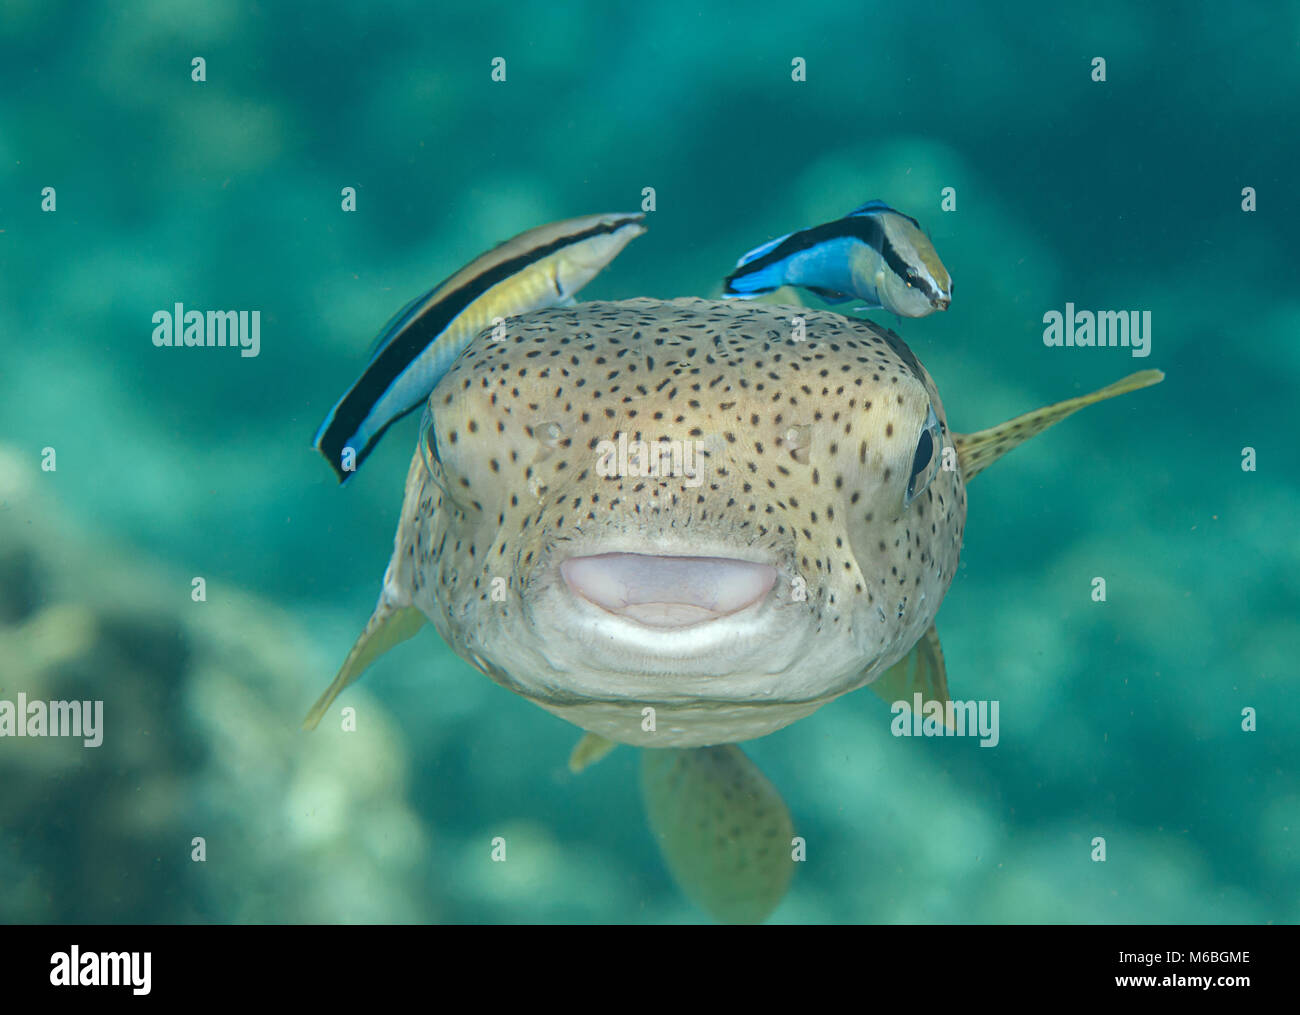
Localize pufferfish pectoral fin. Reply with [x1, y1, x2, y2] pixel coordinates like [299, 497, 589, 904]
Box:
[723, 283, 807, 309]
[954, 369, 1164, 482]
[641, 746, 795, 924]
[870, 622, 955, 730]
[568, 731, 619, 773]
[301, 604, 425, 731]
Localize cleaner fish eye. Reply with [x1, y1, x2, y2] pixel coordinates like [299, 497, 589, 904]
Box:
[721, 199, 952, 318]
[904, 403, 943, 508]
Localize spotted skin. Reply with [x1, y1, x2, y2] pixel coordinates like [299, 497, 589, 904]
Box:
[379, 297, 965, 748]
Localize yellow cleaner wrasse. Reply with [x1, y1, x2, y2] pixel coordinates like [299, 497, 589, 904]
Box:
[722, 200, 951, 318]
[313, 211, 646, 481]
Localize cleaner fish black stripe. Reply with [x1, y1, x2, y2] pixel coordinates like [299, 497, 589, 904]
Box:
[314, 211, 646, 482]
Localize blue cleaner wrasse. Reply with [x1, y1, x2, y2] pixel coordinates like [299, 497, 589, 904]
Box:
[721, 200, 952, 318]
[314, 211, 647, 481]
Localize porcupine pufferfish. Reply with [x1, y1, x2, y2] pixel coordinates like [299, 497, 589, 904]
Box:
[306, 216, 1163, 923]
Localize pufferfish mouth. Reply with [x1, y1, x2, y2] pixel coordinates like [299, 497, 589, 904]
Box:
[560, 552, 778, 630]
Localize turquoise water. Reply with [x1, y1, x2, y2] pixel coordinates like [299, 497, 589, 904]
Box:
[1, 1, 1297, 923]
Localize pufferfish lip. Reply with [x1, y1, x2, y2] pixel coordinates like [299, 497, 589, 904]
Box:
[559, 552, 778, 630]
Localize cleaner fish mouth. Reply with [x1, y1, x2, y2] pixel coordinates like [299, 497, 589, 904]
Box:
[559, 552, 779, 630]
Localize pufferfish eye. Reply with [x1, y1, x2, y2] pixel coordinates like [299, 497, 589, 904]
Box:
[904, 403, 943, 508]
[418, 403, 443, 476]
[418, 403, 470, 507]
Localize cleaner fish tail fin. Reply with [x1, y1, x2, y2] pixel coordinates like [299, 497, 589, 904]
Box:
[954, 369, 1164, 482]
[314, 410, 407, 485]
[641, 746, 794, 923]
[721, 264, 784, 298]
[721, 232, 794, 297]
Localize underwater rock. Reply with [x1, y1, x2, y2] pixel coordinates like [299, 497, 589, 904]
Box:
[0, 444, 431, 923]
[0, 545, 40, 625]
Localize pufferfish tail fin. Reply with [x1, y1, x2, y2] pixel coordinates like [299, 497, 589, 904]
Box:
[641, 746, 795, 924]
[302, 602, 425, 731]
[954, 369, 1164, 482]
